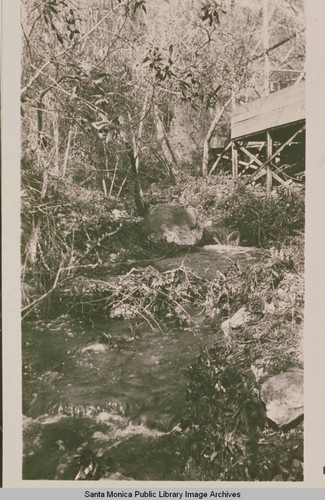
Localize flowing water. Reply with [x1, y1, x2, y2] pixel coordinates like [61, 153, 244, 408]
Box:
[23, 316, 219, 480]
[23, 246, 261, 480]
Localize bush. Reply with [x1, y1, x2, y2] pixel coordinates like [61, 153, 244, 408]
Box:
[218, 185, 305, 247]
[181, 239, 304, 481]
[21, 165, 129, 314]
[184, 329, 303, 481]
[56, 264, 229, 327]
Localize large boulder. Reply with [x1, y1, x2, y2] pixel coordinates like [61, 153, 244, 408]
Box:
[141, 204, 203, 246]
[260, 369, 303, 429]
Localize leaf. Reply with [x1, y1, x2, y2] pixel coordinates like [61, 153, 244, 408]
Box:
[169, 44, 173, 56]
[56, 33, 64, 44]
[180, 80, 191, 89]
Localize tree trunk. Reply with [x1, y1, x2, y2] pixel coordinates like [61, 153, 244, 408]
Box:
[27, 169, 49, 264]
[53, 111, 60, 175]
[125, 98, 150, 215]
[202, 97, 232, 177]
[153, 104, 180, 183]
[62, 126, 73, 177]
[127, 145, 146, 216]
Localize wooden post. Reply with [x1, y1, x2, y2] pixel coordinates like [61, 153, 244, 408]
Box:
[266, 131, 273, 197]
[232, 142, 238, 180]
[263, 0, 270, 96]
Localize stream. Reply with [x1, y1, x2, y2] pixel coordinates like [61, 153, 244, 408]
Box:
[22, 245, 262, 480]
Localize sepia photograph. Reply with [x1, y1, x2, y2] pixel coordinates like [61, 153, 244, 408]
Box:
[18, 0, 306, 482]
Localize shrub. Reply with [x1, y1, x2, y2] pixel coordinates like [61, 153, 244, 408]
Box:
[218, 185, 305, 248]
[184, 327, 303, 481]
[56, 265, 229, 328]
[182, 242, 304, 481]
[21, 165, 128, 314]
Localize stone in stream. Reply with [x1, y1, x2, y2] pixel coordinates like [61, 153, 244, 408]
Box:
[152, 245, 264, 280]
[260, 369, 303, 429]
[81, 343, 108, 353]
[221, 306, 251, 337]
[141, 204, 203, 246]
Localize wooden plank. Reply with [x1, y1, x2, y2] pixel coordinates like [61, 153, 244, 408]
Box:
[231, 81, 305, 139]
[232, 142, 238, 179]
[232, 101, 305, 139]
[252, 168, 288, 187]
[232, 82, 304, 122]
[232, 81, 304, 120]
[218, 156, 259, 170]
[234, 142, 264, 167]
[249, 124, 306, 182]
[272, 170, 289, 187]
[209, 141, 232, 175]
[266, 131, 273, 197]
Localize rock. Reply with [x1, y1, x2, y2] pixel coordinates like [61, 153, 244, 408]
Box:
[292, 459, 303, 471]
[260, 369, 303, 429]
[263, 300, 275, 314]
[81, 343, 108, 353]
[221, 307, 250, 336]
[141, 204, 203, 246]
[203, 224, 240, 246]
[92, 431, 110, 441]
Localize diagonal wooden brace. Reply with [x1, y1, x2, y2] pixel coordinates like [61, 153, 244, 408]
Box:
[243, 124, 305, 183]
[209, 141, 232, 175]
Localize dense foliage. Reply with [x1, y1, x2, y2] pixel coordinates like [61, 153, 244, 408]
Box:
[182, 242, 304, 481]
[219, 185, 305, 247]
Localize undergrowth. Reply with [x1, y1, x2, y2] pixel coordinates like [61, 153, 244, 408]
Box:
[56, 265, 229, 329]
[182, 315, 303, 481]
[180, 240, 304, 481]
[218, 184, 305, 247]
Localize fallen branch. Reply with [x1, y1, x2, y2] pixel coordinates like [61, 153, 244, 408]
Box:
[21, 224, 122, 319]
[21, 264, 65, 319]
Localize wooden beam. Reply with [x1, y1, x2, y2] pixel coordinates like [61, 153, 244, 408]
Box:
[234, 142, 264, 167]
[248, 124, 305, 182]
[266, 131, 273, 197]
[253, 168, 289, 189]
[220, 156, 258, 169]
[232, 142, 238, 179]
[209, 141, 232, 175]
[272, 170, 289, 187]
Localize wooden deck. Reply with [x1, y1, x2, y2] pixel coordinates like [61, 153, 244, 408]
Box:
[231, 81, 305, 140]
